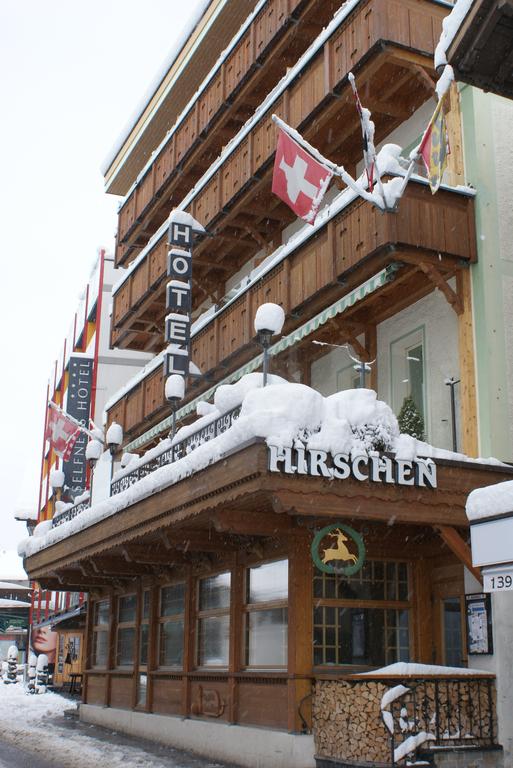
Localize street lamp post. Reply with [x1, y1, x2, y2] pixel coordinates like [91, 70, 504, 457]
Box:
[165, 374, 185, 440]
[254, 303, 285, 386]
[106, 422, 123, 490]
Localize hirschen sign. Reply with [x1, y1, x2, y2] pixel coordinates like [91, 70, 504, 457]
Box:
[63, 356, 93, 496]
[268, 445, 437, 488]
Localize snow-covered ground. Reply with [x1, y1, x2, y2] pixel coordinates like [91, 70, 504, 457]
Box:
[0, 683, 229, 768]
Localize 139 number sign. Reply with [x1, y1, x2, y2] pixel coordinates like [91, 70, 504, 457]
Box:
[484, 572, 513, 592]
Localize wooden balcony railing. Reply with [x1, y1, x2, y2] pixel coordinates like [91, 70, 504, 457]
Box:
[111, 0, 452, 353]
[115, 0, 341, 265]
[107, 180, 476, 438]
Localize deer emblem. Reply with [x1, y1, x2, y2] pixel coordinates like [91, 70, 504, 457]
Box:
[322, 528, 358, 565]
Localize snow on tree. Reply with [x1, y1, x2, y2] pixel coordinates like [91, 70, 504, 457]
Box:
[4, 645, 19, 685]
[35, 654, 49, 694]
[27, 653, 37, 694]
[398, 395, 425, 441]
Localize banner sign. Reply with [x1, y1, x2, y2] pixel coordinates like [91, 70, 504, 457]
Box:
[63, 356, 93, 497]
[164, 218, 194, 379]
[268, 445, 437, 488]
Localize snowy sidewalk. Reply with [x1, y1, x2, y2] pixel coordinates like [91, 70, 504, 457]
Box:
[0, 684, 234, 768]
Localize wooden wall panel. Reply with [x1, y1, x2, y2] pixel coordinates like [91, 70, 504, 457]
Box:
[288, 55, 325, 129]
[225, 36, 252, 94]
[110, 676, 133, 710]
[289, 236, 329, 309]
[206, 73, 224, 127]
[237, 681, 288, 728]
[149, 240, 167, 288]
[107, 399, 126, 433]
[194, 176, 221, 228]
[218, 297, 248, 361]
[136, 170, 154, 219]
[154, 138, 175, 194]
[84, 674, 107, 705]
[113, 282, 132, 326]
[119, 195, 136, 242]
[125, 388, 144, 433]
[152, 677, 183, 715]
[131, 259, 150, 306]
[221, 140, 251, 207]
[189, 680, 230, 721]
[329, 0, 375, 87]
[192, 325, 218, 376]
[144, 369, 165, 418]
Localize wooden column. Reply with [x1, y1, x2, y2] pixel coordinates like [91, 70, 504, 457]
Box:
[228, 555, 244, 723]
[446, 83, 465, 187]
[182, 566, 195, 717]
[105, 591, 116, 707]
[412, 557, 433, 664]
[82, 599, 93, 704]
[147, 583, 158, 713]
[287, 532, 313, 733]
[457, 269, 479, 456]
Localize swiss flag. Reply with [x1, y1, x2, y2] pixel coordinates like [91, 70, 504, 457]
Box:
[45, 404, 81, 460]
[272, 128, 333, 225]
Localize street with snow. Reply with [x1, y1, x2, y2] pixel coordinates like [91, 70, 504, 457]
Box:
[0, 684, 233, 768]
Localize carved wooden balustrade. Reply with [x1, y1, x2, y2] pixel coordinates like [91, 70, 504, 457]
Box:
[107, 180, 476, 438]
[111, 0, 451, 355]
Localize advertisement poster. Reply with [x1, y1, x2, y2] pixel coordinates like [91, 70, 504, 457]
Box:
[465, 593, 493, 655]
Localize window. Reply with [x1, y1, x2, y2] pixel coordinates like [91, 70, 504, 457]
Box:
[391, 328, 426, 430]
[116, 594, 136, 667]
[92, 599, 110, 667]
[137, 590, 151, 707]
[159, 584, 185, 667]
[197, 572, 231, 667]
[244, 559, 288, 667]
[313, 561, 411, 667]
[443, 597, 463, 667]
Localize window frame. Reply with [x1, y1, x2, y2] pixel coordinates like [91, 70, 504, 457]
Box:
[91, 598, 110, 669]
[242, 558, 289, 670]
[196, 571, 231, 669]
[157, 581, 186, 670]
[115, 593, 137, 669]
[313, 558, 413, 669]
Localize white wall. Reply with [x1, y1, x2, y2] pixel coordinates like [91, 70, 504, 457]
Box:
[377, 284, 460, 451]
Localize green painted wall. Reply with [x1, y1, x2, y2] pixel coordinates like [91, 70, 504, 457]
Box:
[460, 85, 513, 461]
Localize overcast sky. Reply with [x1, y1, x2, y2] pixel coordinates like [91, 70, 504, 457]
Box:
[0, 0, 205, 576]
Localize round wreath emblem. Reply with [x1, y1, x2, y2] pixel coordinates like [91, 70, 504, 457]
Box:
[311, 523, 365, 576]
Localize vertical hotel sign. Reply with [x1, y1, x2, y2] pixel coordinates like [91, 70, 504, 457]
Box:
[164, 212, 205, 382]
[63, 356, 93, 496]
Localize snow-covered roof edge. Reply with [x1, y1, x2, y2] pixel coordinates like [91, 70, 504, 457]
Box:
[435, 0, 475, 70]
[467, 479, 513, 522]
[102, 0, 217, 177]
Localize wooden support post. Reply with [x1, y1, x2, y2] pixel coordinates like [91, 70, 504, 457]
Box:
[457, 269, 479, 457]
[436, 525, 482, 584]
[419, 263, 464, 315]
[446, 82, 465, 187]
[412, 557, 434, 664]
[181, 567, 194, 717]
[287, 532, 313, 733]
[228, 555, 244, 724]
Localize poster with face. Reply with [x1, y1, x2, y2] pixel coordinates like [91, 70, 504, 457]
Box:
[31, 626, 58, 665]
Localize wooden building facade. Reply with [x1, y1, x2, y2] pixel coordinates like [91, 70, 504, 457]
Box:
[23, 0, 512, 766]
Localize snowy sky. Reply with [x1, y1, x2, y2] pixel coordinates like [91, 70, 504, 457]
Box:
[0, 0, 206, 576]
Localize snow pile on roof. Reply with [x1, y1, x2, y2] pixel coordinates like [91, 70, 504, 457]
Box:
[358, 662, 492, 677]
[435, 0, 474, 70]
[13, 508, 38, 522]
[467, 479, 513, 522]
[20, 378, 506, 559]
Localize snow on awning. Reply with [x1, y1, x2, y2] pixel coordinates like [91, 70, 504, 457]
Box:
[125, 266, 395, 452]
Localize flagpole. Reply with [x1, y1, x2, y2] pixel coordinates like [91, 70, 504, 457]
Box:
[48, 401, 95, 439]
[271, 115, 384, 210]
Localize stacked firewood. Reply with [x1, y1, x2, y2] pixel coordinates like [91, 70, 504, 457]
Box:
[313, 680, 390, 764]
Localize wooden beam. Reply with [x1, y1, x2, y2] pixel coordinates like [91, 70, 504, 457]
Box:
[212, 509, 294, 536]
[418, 262, 464, 314]
[457, 269, 479, 456]
[435, 525, 483, 584]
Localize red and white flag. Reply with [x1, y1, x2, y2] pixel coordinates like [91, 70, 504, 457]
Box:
[45, 403, 81, 460]
[272, 128, 333, 225]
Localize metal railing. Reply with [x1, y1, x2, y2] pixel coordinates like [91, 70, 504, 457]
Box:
[50, 405, 242, 528]
[52, 498, 91, 528]
[110, 405, 241, 496]
[385, 676, 497, 766]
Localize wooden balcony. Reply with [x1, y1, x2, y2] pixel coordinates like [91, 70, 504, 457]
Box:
[107, 180, 476, 439]
[115, 0, 342, 266]
[111, 0, 451, 354]
[446, 0, 513, 100]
